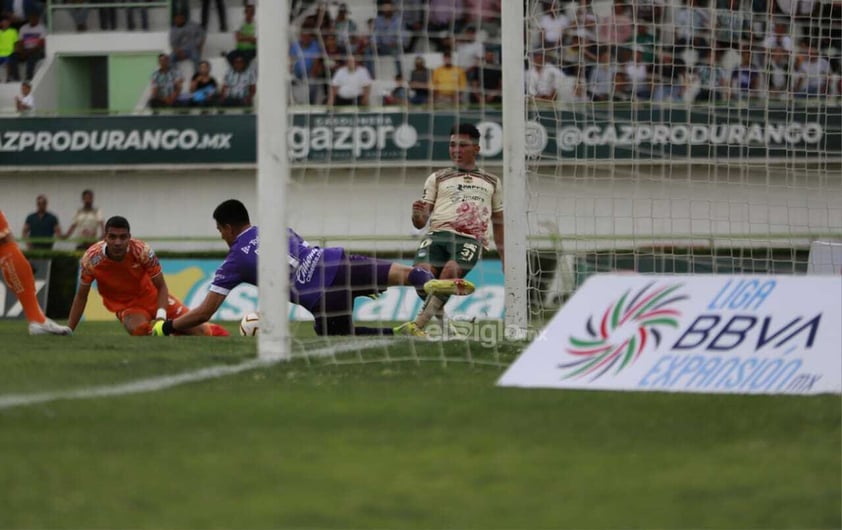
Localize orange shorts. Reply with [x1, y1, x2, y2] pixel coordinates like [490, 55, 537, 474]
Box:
[115, 295, 189, 323]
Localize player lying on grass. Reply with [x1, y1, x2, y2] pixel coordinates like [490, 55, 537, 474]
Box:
[152, 199, 474, 337]
[67, 216, 228, 336]
[396, 122, 505, 338]
[0, 209, 71, 335]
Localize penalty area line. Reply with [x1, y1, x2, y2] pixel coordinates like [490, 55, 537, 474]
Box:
[0, 338, 398, 411]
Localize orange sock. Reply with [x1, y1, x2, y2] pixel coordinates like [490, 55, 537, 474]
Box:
[0, 242, 46, 324]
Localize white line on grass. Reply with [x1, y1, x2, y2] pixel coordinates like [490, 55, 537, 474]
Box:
[0, 338, 398, 411]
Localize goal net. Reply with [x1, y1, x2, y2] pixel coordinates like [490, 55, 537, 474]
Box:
[261, 0, 841, 362]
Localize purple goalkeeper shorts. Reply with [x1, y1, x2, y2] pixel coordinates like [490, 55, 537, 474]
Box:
[312, 252, 392, 336]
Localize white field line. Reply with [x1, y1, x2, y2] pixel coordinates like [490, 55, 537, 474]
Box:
[0, 338, 398, 411]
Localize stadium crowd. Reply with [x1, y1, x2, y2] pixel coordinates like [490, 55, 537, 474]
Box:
[2, 0, 841, 109]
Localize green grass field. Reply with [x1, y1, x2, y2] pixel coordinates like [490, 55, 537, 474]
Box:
[0, 320, 839, 529]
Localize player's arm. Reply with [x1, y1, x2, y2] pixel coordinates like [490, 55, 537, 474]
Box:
[492, 210, 505, 268]
[411, 200, 433, 229]
[150, 272, 170, 321]
[153, 291, 226, 335]
[67, 282, 91, 331]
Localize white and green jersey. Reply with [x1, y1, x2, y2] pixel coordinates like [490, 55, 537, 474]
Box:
[420, 166, 503, 248]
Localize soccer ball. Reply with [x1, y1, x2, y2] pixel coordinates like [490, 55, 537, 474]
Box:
[239, 312, 260, 336]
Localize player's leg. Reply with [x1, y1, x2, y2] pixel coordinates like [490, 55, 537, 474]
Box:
[0, 240, 70, 335]
[0, 241, 46, 324]
[413, 234, 480, 331]
[120, 308, 154, 336]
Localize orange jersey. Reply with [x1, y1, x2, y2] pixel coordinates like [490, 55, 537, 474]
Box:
[80, 239, 162, 314]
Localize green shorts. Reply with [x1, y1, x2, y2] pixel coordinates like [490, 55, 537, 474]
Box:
[413, 231, 482, 273]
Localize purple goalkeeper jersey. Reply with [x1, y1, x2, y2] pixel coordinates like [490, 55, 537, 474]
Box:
[209, 226, 344, 310]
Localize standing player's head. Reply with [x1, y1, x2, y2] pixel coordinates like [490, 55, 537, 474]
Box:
[213, 199, 251, 247]
[104, 216, 131, 260]
[449, 123, 481, 171]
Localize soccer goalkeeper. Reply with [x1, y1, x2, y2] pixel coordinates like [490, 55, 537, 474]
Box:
[152, 199, 474, 337]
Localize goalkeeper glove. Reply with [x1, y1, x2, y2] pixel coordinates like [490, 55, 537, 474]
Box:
[151, 319, 175, 336]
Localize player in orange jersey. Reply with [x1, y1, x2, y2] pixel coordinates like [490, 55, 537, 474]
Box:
[67, 216, 229, 336]
[0, 209, 72, 335]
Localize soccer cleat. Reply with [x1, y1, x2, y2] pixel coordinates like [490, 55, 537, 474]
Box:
[29, 318, 72, 336]
[393, 321, 427, 337]
[423, 278, 476, 297]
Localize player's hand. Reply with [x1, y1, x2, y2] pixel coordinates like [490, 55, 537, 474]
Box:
[412, 200, 428, 221]
[151, 320, 167, 336]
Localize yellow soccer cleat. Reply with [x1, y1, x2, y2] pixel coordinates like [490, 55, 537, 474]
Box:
[393, 321, 427, 337]
[423, 278, 475, 297]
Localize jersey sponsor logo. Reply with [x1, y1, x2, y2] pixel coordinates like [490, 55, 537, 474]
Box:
[295, 248, 322, 284]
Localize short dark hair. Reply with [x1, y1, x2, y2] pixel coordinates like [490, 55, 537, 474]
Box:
[213, 199, 250, 227]
[105, 216, 130, 232]
[450, 123, 480, 142]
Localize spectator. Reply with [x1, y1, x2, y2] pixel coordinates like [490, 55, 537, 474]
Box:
[613, 69, 633, 100]
[624, 46, 651, 100]
[537, 0, 569, 52]
[327, 55, 371, 106]
[201, 0, 227, 32]
[126, 0, 149, 31]
[220, 54, 256, 107]
[674, 0, 712, 55]
[428, 0, 466, 51]
[632, 24, 658, 66]
[22, 195, 61, 250]
[148, 53, 183, 109]
[187, 59, 218, 107]
[1, 0, 41, 29]
[333, 3, 358, 54]
[526, 51, 565, 101]
[795, 42, 830, 96]
[763, 17, 794, 52]
[470, 46, 502, 104]
[693, 47, 728, 102]
[731, 46, 761, 97]
[400, 0, 425, 52]
[766, 46, 792, 98]
[169, 11, 205, 72]
[431, 50, 467, 105]
[453, 25, 483, 74]
[0, 15, 18, 81]
[465, 0, 501, 38]
[227, 3, 256, 67]
[14, 79, 33, 112]
[408, 54, 431, 105]
[93, 0, 117, 30]
[634, 0, 664, 25]
[65, 0, 90, 32]
[714, 0, 750, 50]
[596, 0, 633, 46]
[587, 46, 615, 101]
[322, 32, 346, 78]
[384, 72, 408, 105]
[65, 189, 105, 251]
[369, 1, 405, 77]
[289, 28, 324, 104]
[13, 11, 44, 81]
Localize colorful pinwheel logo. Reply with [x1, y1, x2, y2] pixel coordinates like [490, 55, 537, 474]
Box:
[561, 282, 688, 380]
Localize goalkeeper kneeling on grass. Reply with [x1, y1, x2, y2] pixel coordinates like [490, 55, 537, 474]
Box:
[152, 199, 475, 337]
[395, 123, 505, 338]
[67, 215, 228, 337]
